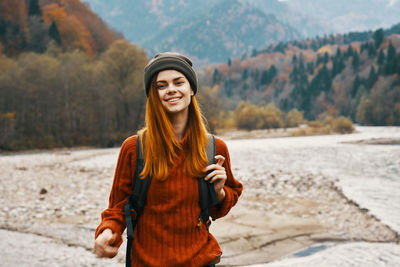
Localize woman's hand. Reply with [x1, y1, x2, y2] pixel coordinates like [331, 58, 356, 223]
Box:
[203, 155, 227, 204]
[93, 228, 119, 258]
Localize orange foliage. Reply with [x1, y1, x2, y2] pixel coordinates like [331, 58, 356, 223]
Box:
[60, 0, 117, 52]
[304, 53, 314, 62]
[42, 3, 95, 56]
[317, 45, 333, 55]
[349, 43, 360, 53]
[218, 64, 230, 76]
[0, 0, 26, 21]
[241, 60, 252, 68]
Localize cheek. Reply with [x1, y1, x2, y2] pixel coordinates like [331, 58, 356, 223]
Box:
[157, 90, 164, 101]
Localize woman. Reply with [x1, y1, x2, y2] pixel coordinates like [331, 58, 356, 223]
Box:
[94, 52, 242, 266]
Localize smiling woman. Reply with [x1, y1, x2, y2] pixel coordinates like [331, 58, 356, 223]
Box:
[94, 52, 243, 267]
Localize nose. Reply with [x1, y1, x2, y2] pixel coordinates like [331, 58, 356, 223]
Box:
[166, 84, 177, 94]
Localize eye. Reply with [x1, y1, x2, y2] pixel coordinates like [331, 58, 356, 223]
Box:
[175, 80, 184, 86]
[156, 84, 166, 90]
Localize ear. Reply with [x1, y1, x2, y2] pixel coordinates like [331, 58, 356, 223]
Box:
[190, 88, 194, 96]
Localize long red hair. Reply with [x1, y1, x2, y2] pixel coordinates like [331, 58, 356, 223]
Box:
[139, 76, 209, 181]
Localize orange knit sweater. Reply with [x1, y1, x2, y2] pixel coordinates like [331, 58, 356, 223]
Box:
[95, 134, 243, 267]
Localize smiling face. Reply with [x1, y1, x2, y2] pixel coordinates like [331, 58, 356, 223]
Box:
[156, 69, 194, 118]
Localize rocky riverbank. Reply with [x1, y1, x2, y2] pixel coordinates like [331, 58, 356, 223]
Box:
[0, 136, 398, 266]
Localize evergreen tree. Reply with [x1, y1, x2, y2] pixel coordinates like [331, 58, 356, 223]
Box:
[360, 42, 368, 53]
[377, 49, 385, 65]
[346, 45, 354, 58]
[307, 62, 314, 75]
[260, 70, 269, 85]
[352, 52, 360, 72]
[274, 42, 286, 53]
[242, 68, 248, 80]
[212, 69, 220, 85]
[28, 0, 42, 17]
[292, 54, 298, 64]
[48, 21, 62, 45]
[366, 66, 378, 90]
[311, 40, 318, 51]
[323, 52, 329, 64]
[352, 75, 361, 97]
[373, 28, 384, 49]
[387, 42, 396, 60]
[367, 42, 377, 58]
[336, 47, 342, 58]
[385, 42, 397, 74]
[269, 65, 277, 79]
[378, 65, 383, 75]
[320, 64, 331, 92]
[290, 66, 299, 83]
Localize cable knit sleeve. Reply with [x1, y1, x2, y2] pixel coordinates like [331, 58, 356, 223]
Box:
[210, 137, 243, 220]
[94, 135, 137, 247]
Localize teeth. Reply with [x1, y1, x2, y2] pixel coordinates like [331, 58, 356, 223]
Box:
[167, 97, 180, 102]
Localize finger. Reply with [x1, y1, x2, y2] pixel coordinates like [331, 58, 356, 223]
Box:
[204, 169, 218, 181]
[102, 245, 118, 258]
[108, 233, 117, 246]
[210, 173, 227, 183]
[203, 163, 225, 173]
[215, 155, 225, 166]
[206, 170, 226, 182]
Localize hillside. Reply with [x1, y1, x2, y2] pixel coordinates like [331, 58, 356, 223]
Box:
[143, 0, 301, 64]
[84, 0, 400, 64]
[84, 0, 310, 64]
[0, 0, 122, 56]
[200, 24, 400, 125]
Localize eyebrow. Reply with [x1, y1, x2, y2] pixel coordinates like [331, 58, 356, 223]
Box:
[156, 76, 185, 83]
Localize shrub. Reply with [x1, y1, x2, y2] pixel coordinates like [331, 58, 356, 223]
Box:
[285, 109, 304, 128]
[332, 116, 354, 133]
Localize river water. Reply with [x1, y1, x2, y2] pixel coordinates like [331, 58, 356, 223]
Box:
[225, 126, 400, 266]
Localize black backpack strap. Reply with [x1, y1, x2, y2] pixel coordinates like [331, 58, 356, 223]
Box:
[124, 134, 152, 267]
[198, 134, 217, 230]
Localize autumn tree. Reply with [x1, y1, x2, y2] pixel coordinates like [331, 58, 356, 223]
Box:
[102, 39, 147, 137]
[285, 109, 304, 128]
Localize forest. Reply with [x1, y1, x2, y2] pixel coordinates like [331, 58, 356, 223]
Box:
[0, 0, 399, 150]
[201, 26, 400, 126]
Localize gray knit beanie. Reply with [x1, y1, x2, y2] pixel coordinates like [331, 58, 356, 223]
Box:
[144, 52, 198, 97]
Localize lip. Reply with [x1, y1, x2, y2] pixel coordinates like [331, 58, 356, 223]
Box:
[165, 96, 182, 103]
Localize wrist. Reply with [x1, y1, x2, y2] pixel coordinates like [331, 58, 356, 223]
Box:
[216, 187, 226, 204]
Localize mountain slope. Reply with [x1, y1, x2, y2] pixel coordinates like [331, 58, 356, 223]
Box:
[244, 0, 325, 38]
[84, 0, 214, 44]
[84, 0, 304, 63]
[144, 0, 300, 64]
[200, 24, 400, 125]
